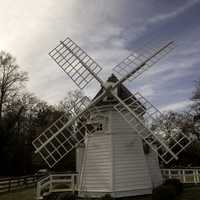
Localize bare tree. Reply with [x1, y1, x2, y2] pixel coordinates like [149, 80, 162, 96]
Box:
[58, 90, 83, 113]
[0, 51, 28, 120]
[192, 80, 200, 101]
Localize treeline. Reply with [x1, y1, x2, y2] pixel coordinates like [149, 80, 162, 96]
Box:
[0, 51, 81, 176]
[159, 80, 200, 167]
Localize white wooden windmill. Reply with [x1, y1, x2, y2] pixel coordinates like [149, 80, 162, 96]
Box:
[33, 37, 192, 198]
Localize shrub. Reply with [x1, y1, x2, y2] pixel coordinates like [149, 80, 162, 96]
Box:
[101, 193, 112, 200]
[152, 185, 177, 200]
[164, 178, 183, 195]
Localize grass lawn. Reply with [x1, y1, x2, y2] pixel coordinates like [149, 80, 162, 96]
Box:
[176, 185, 200, 200]
[0, 188, 35, 200]
[0, 186, 199, 200]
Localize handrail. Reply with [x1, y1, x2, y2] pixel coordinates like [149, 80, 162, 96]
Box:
[36, 169, 200, 199]
[36, 173, 77, 200]
[161, 168, 200, 184]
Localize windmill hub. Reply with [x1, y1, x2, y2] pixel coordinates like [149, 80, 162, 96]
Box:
[103, 81, 115, 94]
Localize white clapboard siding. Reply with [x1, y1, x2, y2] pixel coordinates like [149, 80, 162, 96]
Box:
[110, 111, 152, 193]
[77, 106, 162, 197]
[145, 148, 163, 187]
[79, 133, 112, 193]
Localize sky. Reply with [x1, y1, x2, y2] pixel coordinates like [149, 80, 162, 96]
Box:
[0, 0, 200, 112]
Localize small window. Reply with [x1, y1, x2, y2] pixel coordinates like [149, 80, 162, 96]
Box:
[96, 123, 103, 131]
[89, 114, 109, 133]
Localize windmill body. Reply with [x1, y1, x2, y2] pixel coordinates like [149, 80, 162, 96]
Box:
[32, 37, 192, 198]
[77, 76, 162, 198]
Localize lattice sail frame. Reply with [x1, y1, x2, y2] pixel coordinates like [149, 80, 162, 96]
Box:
[114, 92, 192, 164]
[32, 96, 98, 168]
[113, 41, 175, 81]
[49, 37, 102, 89]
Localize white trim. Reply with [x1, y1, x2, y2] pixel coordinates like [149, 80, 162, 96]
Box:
[161, 168, 200, 184]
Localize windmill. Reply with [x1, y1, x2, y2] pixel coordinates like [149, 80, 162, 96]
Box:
[33, 37, 192, 198]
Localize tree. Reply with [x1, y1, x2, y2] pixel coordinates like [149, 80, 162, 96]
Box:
[58, 90, 83, 112]
[192, 80, 200, 101]
[190, 80, 200, 115]
[0, 51, 86, 175]
[190, 79, 200, 140]
[0, 92, 39, 175]
[0, 51, 28, 120]
[149, 111, 200, 167]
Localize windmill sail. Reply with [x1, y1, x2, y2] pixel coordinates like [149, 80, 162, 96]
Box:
[49, 37, 103, 89]
[113, 41, 175, 82]
[114, 92, 192, 164]
[37, 115, 96, 168]
[32, 96, 97, 168]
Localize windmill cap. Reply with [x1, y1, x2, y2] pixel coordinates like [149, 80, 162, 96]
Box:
[106, 73, 119, 83]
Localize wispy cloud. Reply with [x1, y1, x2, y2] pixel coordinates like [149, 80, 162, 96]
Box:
[149, 0, 199, 24]
[160, 100, 193, 112]
[0, 0, 199, 109]
[137, 84, 155, 98]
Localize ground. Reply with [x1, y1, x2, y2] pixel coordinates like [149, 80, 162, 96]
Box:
[176, 185, 200, 200]
[0, 188, 35, 200]
[0, 186, 200, 200]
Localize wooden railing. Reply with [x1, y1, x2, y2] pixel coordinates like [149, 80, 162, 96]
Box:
[36, 173, 77, 200]
[0, 175, 38, 194]
[161, 168, 200, 184]
[34, 169, 200, 199]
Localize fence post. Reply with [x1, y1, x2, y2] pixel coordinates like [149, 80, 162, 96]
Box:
[193, 170, 196, 184]
[72, 174, 75, 195]
[24, 176, 27, 188]
[36, 181, 41, 200]
[8, 177, 12, 192]
[169, 169, 171, 179]
[17, 177, 20, 189]
[183, 170, 186, 183]
[49, 175, 53, 193]
[196, 170, 200, 183]
[178, 170, 181, 182]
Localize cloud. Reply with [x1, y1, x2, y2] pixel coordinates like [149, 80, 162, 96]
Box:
[131, 38, 200, 89]
[148, 0, 199, 24]
[137, 84, 155, 98]
[160, 100, 193, 112]
[0, 0, 199, 108]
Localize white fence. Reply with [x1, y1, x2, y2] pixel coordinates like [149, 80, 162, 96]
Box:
[36, 173, 77, 200]
[36, 169, 200, 199]
[0, 175, 37, 194]
[161, 168, 200, 184]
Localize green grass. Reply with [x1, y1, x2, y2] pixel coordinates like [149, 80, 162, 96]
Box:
[0, 186, 199, 200]
[176, 186, 200, 200]
[0, 188, 35, 200]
